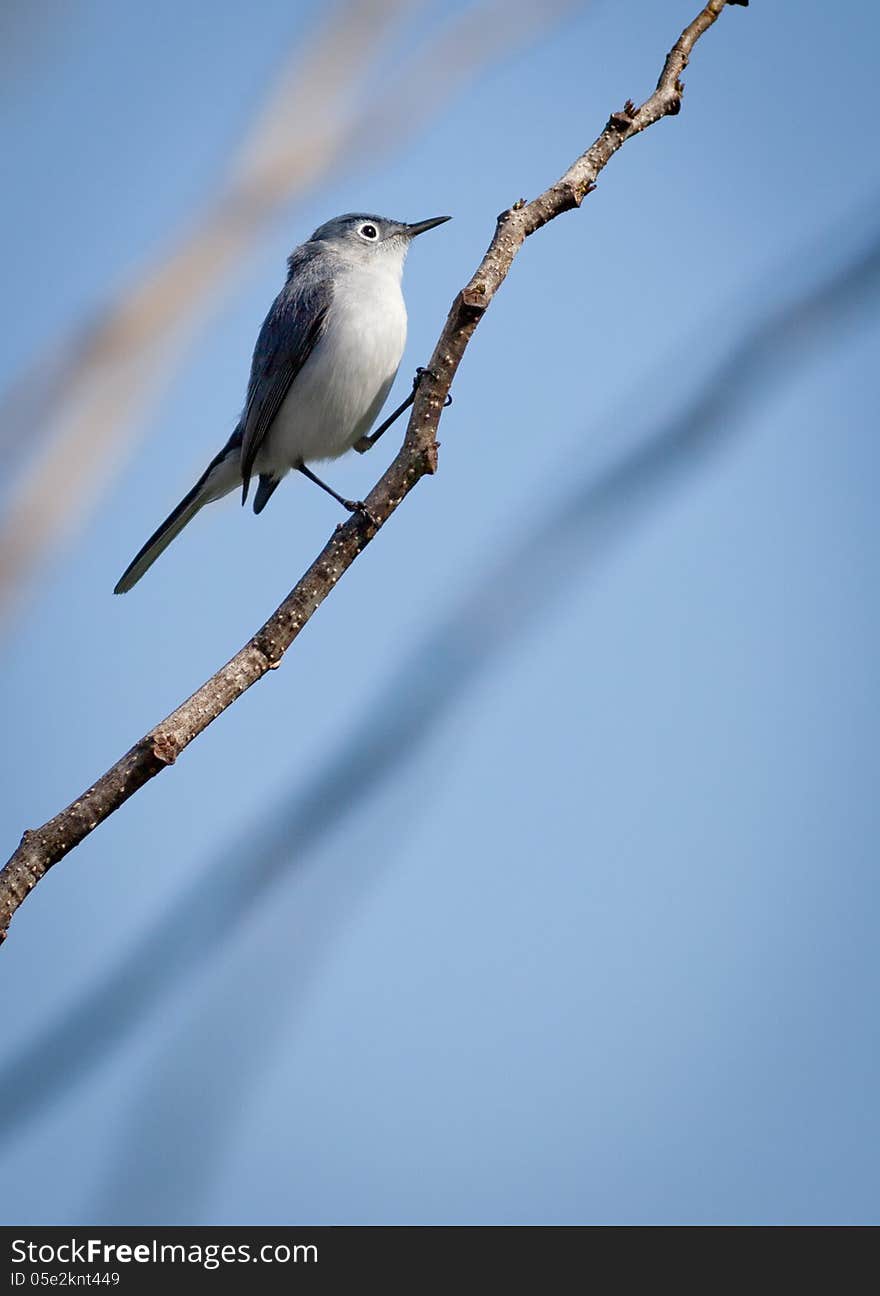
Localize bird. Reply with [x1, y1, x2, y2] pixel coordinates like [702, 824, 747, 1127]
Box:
[114, 211, 451, 593]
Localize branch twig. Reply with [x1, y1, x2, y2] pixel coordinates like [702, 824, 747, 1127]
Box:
[0, 0, 746, 945]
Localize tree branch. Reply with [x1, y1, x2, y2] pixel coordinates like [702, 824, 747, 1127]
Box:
[0, 0, 746, 946]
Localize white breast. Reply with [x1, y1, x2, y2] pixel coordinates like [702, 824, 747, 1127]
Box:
[260, 265, 408, 470]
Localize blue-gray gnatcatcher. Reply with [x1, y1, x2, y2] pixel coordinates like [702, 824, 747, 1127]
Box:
[114, 211, 450, 593]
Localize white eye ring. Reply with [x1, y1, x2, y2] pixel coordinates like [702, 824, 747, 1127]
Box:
[358, 223, 379, 241]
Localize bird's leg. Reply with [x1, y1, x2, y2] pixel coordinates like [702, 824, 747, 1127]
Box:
[353, 367, 452, 454]
[297, 464, 378, 528]
[352, 389, 414, 455]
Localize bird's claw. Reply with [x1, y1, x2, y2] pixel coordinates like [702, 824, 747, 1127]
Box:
[343, 499, 380, 529]
[414, 366, 453, 407]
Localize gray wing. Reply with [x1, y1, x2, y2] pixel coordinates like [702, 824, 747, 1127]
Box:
[239, 246, 333, 504]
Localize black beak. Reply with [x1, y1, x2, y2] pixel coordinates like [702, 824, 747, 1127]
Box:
[406, 216, 452, 238]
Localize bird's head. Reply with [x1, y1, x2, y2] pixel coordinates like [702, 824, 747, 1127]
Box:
[307, 212, 451, 274]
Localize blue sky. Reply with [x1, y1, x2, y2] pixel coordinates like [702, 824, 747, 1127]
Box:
[1, 0, 878, 1224]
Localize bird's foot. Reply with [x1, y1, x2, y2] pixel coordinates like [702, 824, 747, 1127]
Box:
[414, 367, 453, 407]
[343, 499, 380, 529]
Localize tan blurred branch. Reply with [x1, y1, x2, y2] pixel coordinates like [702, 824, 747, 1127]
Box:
[0, 0, 576, 617]
[0, 0, 746, 945]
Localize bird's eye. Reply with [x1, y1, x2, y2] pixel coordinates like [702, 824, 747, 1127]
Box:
[358, 223, 379, 241]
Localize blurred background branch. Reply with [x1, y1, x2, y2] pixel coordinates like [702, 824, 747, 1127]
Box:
[4, 203, 877, 1168]
[0, 0, 579, 621]
[90, 209, 880, 1221]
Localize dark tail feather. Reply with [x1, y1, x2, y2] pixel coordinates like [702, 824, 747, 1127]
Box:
[114, 434, 241, 594]
[253, 474, 281, 515]
[114, 480, 210, 595]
